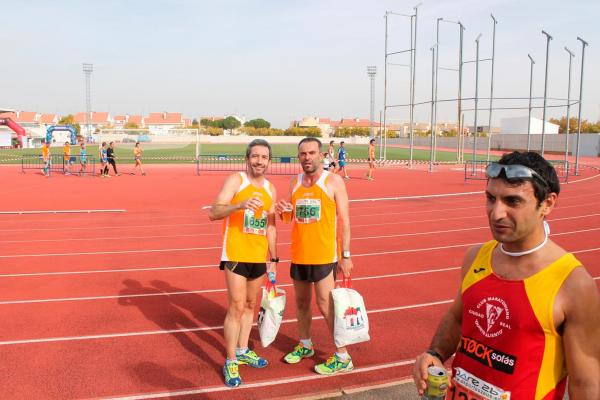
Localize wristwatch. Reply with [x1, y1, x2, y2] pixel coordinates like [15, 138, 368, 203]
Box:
[342, 251, 351, 259]
[270, 257, 279, 263]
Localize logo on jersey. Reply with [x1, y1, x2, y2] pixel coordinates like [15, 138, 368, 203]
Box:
[468, 296, 512, 338]
[459, 336, 517, 374]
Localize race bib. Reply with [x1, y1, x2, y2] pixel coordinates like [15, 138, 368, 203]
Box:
[447, 368, 510, 400]
[295, 199, 321, 223]
[243, 209, 267, 235]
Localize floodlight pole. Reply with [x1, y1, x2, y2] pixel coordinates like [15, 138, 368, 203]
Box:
[432, 18, 442, 165]
[383, 12, 389, 160]
[458, 22, 465, 162]
[82, 63, 93, 139]
[486, 14, 497, 162]
[541, 30, 553, 156]
[472, 34, 482, 174]
[409, 3, 421, 167]
[527, 54, 535, 151]
[429, 44, 437, 172]
[574, 36, 588, 176]
[367, 66, 377, 139]
[564, 47, 575, 163]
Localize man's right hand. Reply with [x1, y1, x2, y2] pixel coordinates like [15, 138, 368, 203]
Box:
[412, 352, 447, 396]
[275, 199, 292, 216]
[239, 197, 263, 212]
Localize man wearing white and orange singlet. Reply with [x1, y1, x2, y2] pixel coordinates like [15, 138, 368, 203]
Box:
[413, 151, 600, 399]
[276, 137, 354, 375]
[208, 139, 278, 388]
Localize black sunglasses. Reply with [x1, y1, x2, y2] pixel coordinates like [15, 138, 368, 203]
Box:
[485, 163, 549, 187]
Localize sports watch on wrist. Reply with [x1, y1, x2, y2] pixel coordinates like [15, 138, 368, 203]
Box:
[426, 349, 444, 363]
[270, 257, 279, 263]
[342, 250, 351, 259]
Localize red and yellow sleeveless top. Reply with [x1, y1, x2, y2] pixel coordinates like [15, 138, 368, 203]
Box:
[450, 240, 581, 400]
[221, 172, 274, 263]
[290, 171, 337, 265]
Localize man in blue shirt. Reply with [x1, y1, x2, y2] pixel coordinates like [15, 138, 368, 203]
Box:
[337, 141, 350, 180]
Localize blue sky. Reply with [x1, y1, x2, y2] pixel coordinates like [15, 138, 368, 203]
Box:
[1, 0, 598, 128]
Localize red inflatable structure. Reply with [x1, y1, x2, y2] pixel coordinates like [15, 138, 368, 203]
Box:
[0, 117, 26, 147]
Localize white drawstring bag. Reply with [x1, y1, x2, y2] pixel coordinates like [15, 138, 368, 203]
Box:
[332, 276, 370, 347]
[257, 281, 286, 347]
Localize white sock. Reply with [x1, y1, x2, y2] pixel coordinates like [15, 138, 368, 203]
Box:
[300, 338, 313, 349]
[235, 347, 248, 356]
[226, 358, 237, 364]
[335, 351, 349, 361]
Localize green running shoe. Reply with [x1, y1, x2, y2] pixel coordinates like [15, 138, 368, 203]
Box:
[223, 360, 241, 387]
[314, 353, 354, 375]
[283, 343, 315, 364]
[236, 349, 268, 368]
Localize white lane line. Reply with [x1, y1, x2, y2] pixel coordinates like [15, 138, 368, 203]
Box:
[0, 246, 221, 259]
[0, 267, 461, 305]
[0, 233, 204, 244]
[103, 359, 417, 399]
[0, 223, 207, 233]
[0, 264, 218, 278]
[0, 299, 452, 346]
[349, 191, 483, 203]
[0, 209, 126, 215]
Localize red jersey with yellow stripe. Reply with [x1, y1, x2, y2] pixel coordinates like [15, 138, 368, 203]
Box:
[291, 171, 337, 265]
[449, 240, 581, 400]
[221, 172, 273, 263]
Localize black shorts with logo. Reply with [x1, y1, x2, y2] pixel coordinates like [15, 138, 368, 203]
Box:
[219, 261, 266, 280]
[290, 263, 337, 283]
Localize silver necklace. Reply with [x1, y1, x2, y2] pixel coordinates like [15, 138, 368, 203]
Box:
[499, 221, 550, 257]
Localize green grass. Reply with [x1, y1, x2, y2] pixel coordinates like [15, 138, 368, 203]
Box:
[0, 143, 494, 164]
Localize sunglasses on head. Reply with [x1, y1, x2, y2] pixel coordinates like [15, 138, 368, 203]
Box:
[485, 163, 549, 187]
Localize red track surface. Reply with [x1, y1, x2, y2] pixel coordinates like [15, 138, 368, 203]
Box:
[0, 162, 599, 400]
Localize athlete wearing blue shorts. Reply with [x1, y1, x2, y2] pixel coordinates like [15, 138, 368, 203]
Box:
[337, 141, 350, 179]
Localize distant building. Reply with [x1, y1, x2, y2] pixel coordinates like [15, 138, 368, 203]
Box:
[145, 112, 184, 134]
[501, 117, 559, 135]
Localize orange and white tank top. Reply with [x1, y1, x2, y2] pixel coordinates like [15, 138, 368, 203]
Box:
[449, 240, 581, 400]
[221, 172, 274, 263]
[291, 171, 337, 265]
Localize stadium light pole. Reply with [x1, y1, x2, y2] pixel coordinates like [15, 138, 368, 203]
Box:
[574, 36, 588, 176]
[527, 54, 535, 151]
[429, 44, 437, 172]
[472, 33, 482, 174]
[486, 14, 497, 162]
[564, 47, 575, 164]
[541, 30, 553, 156]
[82, 63, 93, 139]
[367, 66, 377, 139]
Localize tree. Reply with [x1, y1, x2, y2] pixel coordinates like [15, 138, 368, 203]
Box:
[285, 127, 321, 137]
[244, 118, 271, 129]
[124, 122, 139, 129]
[58, 114, 81, 134]
[222, 116, 241, 134]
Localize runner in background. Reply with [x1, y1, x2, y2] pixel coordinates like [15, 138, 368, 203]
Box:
[131, 142, 145, 176]
[79, 142, 87, 175]
[41, 140, 51, 177]
[100, 142, 109, 178]
[63, 141, 72, 175]
[366, 138, 376, 181]
[337, 141, 349, 180]
[327, 140, 336, 171]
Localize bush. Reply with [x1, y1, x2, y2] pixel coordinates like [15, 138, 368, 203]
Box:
[285, 127, 321, 137]
[204, 126, 224, 136]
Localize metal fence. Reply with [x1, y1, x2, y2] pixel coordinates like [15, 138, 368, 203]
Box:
[21, 154, 97, 176]
[196, 155, 302, 176]
[464, 159, 569, 183]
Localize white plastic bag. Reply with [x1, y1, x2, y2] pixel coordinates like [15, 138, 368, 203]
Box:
[257, 281, 286, 347]
[332, 276, 370, 347]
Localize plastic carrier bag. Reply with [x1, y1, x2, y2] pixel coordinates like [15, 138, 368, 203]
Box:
[332, 276, 370, 347]
[257, 280, 286, 347]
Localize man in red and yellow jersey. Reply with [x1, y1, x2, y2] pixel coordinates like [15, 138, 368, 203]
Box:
[276, 137, 354, 375]
[413, 151, 600, 399]
[208, 139, 278, 388]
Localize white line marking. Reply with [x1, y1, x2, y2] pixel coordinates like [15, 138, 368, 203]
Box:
[349, 191, 483, 202]
[0, 267, 461, 305]
[0, 300, 451, 345]
[0, 233, 205, 244]
[0, 209, 126, 215]
[0, 246, 222, 259]
[103, 359, 417, 399]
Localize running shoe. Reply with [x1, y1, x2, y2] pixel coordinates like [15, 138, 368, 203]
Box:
[314, 353, 354, 375]
[284, 343, 315, 364]
[223, 360, 241, 387]
[236, 349, 268, 368]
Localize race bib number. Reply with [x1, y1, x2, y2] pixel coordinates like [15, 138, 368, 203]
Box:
[295, 199, 321, 223]
[447, 368, 510, 400]
[243, 209, 267, 235]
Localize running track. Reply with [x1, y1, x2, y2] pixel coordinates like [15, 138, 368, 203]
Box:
[0, 162, 599, 399]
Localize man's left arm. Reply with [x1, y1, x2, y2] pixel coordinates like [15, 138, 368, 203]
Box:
[266, 186, 278, 273]
[332, 175, 352, 277]
[562, 267, 600, 399]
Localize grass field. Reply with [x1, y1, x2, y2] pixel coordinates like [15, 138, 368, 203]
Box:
[0, 142, 489, 164]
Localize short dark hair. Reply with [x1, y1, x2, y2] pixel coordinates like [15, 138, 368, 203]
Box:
[370, 138, 375, 144]
[298, 137, 322, 150]
[246, 139, 272, 160]
[340, 141, 345, 145]
[109, 141, 114, 145]
[329, 140, 334, 145]
[102, 141, 106, 146]
[495, 151, 560, 204]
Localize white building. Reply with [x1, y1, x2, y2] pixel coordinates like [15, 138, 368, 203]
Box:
[500, 117, 559, 135]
